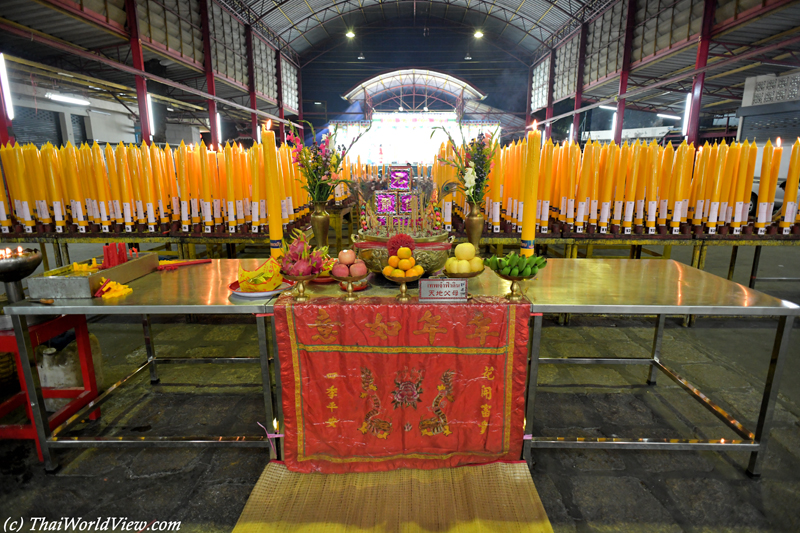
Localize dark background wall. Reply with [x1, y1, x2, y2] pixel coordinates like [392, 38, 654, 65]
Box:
[299, 21, 531, 130]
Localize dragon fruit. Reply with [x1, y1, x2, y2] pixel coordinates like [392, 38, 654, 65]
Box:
[290, 258, 313, 276]
[280, 228, 329, 276]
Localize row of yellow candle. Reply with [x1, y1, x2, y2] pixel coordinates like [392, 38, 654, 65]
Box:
[476, 136, 800, 236]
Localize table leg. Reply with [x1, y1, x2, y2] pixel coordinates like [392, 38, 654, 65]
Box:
[142, 314, 160, 384]
[728, 245, 739, 280]
[268, 315, 284, 460]
[12, 315, 57, 471]
[60, 242, 70, 264]
[690, 243, 701, 269]
[747, 315, 794, 477]
[257, 315, 277, 460]
[41, 243, 50, 272]
[334, 212, 343, 252]
[523, 314, 543, 464]
[53, 242, 63, 268]
[749, 245, 762, 289]
[648, 314, 666, 385]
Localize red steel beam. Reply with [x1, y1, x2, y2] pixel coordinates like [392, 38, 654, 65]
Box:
[245, 24, 259, 140]
[543, 49, 556, 139]
[614, 0, 637, 144]
[199, 0, 219, 148]
[125, 0, 151, 145]
[296, 66, 303, 134]
[572, 23, 588, 142]
[687, 0, 716, 146]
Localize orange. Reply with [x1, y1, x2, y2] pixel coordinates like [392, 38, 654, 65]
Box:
[412, 265, 424, 277]
[407, 257, 416, 267]
[397, 247, 412, 259]
[388, 255, 400, 268]
[398, 258, 412, 271]
[382, 265, 395, 277]
[390, 268, 405, 278]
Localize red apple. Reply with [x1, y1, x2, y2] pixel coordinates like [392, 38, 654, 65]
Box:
[349, 262, 368, 277]
[331, 263, 350, 277]
[338, 249, 356, 265]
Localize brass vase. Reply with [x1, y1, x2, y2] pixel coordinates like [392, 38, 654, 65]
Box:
[310, 201, 329, 248]
[465, 201, 484, 249]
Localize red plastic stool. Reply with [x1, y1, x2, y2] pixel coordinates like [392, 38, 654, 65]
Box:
[0, 315, 100, 461]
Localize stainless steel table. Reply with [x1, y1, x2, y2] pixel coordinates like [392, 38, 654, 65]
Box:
[511, 258, 798, 477]
[6, 259, 279, 471]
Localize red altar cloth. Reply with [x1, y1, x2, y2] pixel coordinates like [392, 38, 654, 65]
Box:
[274, 294, 530, 473]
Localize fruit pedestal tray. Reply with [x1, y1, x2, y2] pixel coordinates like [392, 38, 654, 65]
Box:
[353, 239, 452, 275]
[385, 273, 422, 303]
[330, 273, 369, 302]
[281, 272, 318, 302]
[444, 267, 485, 279]
[493, 272, 536, 302]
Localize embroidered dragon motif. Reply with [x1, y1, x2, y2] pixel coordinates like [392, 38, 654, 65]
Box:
[419, 370, 455, 437]
[358, 367, 391, 439]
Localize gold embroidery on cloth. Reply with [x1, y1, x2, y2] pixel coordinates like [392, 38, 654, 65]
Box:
[358, 368, 391, 439]
[413, 311, 447, 345]
[311, 309, 339, 343]
[467, 311, 500, 346]
[365, 313, 402, 340]
[420, 370, 455, 437]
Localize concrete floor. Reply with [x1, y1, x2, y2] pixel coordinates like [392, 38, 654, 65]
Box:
[1, 242, 799, 532]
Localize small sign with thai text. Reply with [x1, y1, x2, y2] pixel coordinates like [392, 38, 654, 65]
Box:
[419, 278, 468, 303]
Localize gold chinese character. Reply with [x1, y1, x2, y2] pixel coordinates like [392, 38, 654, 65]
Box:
[480, 385, 492, 400]
[311, 309, 339, 343]
[327, 402, 338, 412]
[413, 311, 447, 345]
[365, 313, 402, 340]
[479, 420, 489, 434]
[483, 366, 495, 380]
[467, 312, 500, 346]
[325, 417, 339, 428]
[326, 386, 338, 399]
[325, 373, 339, 379]
[481, 404, 491, 418]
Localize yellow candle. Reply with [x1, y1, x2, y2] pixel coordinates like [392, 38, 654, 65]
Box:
[718, 143, 739, 226]
[780, 139, 800, 230]
[199, 142, 213, 228]
[263, 128, 284, 257]
[622, 141, 641, 230]
[756, 140, 773, 230]
[702, 144, 717, 223]
[707, 141, 729, 232]
[768, 139, 783, 210]
[612, 142, 628, 226]
[521, 130, 540, 255]
[539, 140, 554, 231]
[690, 144, 708, 225]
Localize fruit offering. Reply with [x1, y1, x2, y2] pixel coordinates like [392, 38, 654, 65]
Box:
[383, 244, 424, 278]
[280, 228, 329, 276]
[331, 249, 369, 278]
[445, 242, 484, 274]
[486, 252, 547, 278]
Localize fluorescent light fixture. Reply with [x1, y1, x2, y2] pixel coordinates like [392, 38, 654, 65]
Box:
[600, 105, 617, 111]
[167, 107, 174, 112]
[314, 101, 322, 105]
[474, 31, 484, 38]
[657, 113, 681, 120]
[89, 109, 111, 116]
[611, 112, 617, 134]
[0, 54, 14, 121]
[216, 112, 222, 140]
[569, 122, 574, 142]
[46, 93, 90, 106]
[88, 86, 101, 90]
[146, 94, 154, 138]
[681, 92, 691, 137]
[256, 125, 262, 143]
[346, 30, 355, 38]
[57, 72, 75, 78]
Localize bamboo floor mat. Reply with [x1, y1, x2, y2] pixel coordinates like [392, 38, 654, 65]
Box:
[233, 461, 554, 533]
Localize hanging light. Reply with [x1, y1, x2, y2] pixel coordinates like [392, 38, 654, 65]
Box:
[0, 54, 14, 121]
[358, 52, 365, 60]
[464, 52, 472, 60]
[46, 93, 90, 106]
[423, 106, 428, 112]
[474, 31, 484, 38]
[346, 30, 355, 38]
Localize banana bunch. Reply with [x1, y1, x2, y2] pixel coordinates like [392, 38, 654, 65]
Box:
[486, 252, 547, 278]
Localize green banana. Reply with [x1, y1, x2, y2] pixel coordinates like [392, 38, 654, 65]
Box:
[521, 266, 532, 277]
[511, 267, 520, 276]
[501, 266, 511, 276]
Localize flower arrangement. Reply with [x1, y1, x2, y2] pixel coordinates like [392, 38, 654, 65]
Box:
[432, 126, 499, 205]
[287, 122, 369, 203]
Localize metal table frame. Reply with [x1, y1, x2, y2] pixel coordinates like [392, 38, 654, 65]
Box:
[7, 260, 281, 471]
[521, 260, 799, 477]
